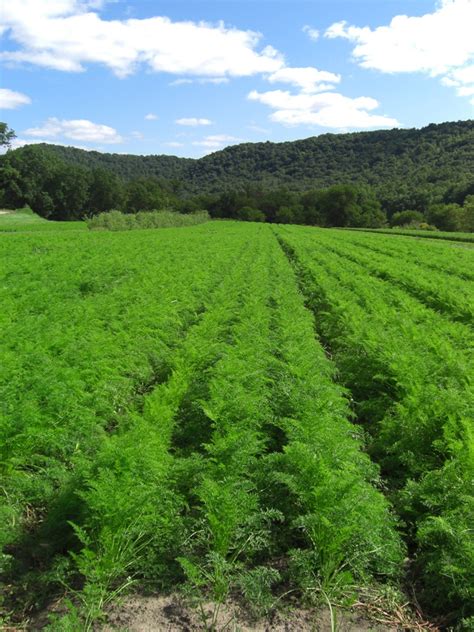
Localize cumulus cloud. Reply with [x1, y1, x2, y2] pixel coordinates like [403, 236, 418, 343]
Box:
[248, 89, 399, 129]
[302, 25, 320, 41]
[0, 88, 31, 109]
[267, 66, 340, 93]
[0, 1, 283, 78]
[192, 134, 241, 148]
[176, 117, 212, 126]
[24, 117, 123, 143]
[144, 113, 158, 120]
[325, 0, 474, 99]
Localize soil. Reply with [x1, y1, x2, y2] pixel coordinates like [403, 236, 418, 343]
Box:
[100, 594, 393, 632]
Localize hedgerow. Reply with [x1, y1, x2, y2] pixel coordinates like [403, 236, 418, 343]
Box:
[87, 209, 209, 231]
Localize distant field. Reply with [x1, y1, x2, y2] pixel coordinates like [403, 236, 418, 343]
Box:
[0, 208, 86, 232]
[348, 226, 474, 243]
[1, 220, 472, 630]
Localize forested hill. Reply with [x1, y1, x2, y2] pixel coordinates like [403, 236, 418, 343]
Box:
[20, 119, 474, 196]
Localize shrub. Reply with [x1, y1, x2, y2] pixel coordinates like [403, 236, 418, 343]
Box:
[236, 206, 266, 222]
[87, 209, 210, 231]
[390, 210, 425, 227]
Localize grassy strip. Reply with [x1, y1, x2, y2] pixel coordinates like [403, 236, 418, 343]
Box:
[0, 208, 85, 232]
[276, 226, 474, 624]
[87, 210, 209, 231]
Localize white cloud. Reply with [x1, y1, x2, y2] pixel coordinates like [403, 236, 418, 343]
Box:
[192, 134, 241, 148]
[144, 112, 158, 120]
[302, 25, 320, 41]
[163, 141, 184, 147]
[170, 77, 229, 86]
[23, 117, 123, 143]
[325, 0, 474, 99]
[0, 1, 283, 78]
[176, 117, 212, 126]
[248, 89, 399, 129]
[131, 131, 143, 139]
[170, 78, 194, 86]
[0, 88, 31, 109]
[267, 66, 340, 93]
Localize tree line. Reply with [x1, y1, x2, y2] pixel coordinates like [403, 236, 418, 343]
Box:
[1, 121, 473, 229]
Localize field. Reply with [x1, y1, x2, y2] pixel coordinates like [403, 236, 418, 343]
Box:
[348, 227, 474, 244]
[0, 218, 473, 630]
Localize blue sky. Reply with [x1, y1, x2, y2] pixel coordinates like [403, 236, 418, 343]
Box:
[1, 0, 473, 157]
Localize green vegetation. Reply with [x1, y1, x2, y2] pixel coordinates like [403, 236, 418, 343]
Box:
[87, 209, 210, 230]
[275, 225, 474, 621]
[351, 226, 474, 243]
[0, 207, 86, 232]
[1, 120, 473, 230]
[1, 220, 472, 630]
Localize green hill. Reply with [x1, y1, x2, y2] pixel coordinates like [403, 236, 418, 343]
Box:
[14, 119, 474, 197]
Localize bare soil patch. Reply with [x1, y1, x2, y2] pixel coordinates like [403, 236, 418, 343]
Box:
[101, 594, 395, 632]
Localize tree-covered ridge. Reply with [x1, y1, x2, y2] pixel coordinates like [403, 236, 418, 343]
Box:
[13, 120, 474, 197]
[1, 119, 473, 229]
[33, 143, 192, 182]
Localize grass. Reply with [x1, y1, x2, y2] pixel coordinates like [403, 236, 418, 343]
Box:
[0, 208, 86, 232]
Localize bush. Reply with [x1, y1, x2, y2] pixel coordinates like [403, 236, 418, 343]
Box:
[426, 203, 463, 231]
[390, 210, 425, 227]
[87, 210, 210, 231]
[236, 206, 266, 222]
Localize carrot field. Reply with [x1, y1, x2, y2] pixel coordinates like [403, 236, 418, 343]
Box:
[1, 220, 472, 630]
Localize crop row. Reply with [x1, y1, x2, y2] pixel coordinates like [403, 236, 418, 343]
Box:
[65, 226, 403, 627]
[1, 223, 405, 627]
[328, 229, 474, 282]
[275, 225, 474, 622]
[308, 230, 473, 324]
[349, 227, 474, 243]
[0, 225, 250, 605]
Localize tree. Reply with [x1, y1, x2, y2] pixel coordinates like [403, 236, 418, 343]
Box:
[88, 168, 124, 215]
[300, 190, 325, 225]
[125, 177, 171, 213]
[460, 195, 474, 232]
[391, 210, 425, 227]
[318, 184, 385, 228]
[426, 203, 463, 231]
[0, 123, 16, 148]
[48, 164, 91, 220]
[236, 206, 265, 222]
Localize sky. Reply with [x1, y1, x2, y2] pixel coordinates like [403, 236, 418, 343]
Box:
[0, 0, 473, 158]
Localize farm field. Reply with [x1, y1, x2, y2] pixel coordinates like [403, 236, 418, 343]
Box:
[0, 220, 473, 630]
[348, 227, 474, 244]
